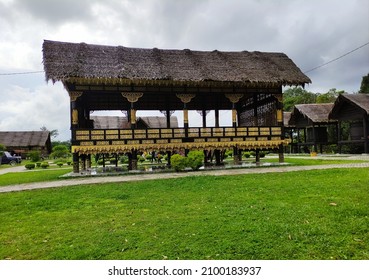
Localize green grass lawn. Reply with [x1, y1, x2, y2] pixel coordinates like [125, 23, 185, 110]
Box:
[0, 168, 368, 260]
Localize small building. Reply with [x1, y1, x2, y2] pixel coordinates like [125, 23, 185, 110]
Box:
[288, 104, 337, 153]
[91, 116, 178, 129]
[42, 40, 311, 172]
[0, 131, 52, 158]
[329, 94, 369, 153]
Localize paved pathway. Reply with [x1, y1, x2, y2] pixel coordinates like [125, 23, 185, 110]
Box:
[1, 157, 369, 193]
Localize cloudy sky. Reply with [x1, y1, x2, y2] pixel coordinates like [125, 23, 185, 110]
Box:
[0, 0, 368, 141]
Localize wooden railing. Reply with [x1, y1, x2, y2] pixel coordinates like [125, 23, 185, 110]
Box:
[74, 126, 283, 146]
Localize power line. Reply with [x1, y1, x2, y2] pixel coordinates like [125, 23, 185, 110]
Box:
[0, 70, 44, 76]
[303, 41, 369, 74]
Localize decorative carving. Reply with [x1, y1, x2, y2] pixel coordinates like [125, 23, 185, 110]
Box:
[121, 92, 144, 103]
[273, 94, 283, 103]
[69, 91, 83, 102]
[225, 93, 244, 103]
[176, 93, 196, 104]
[72, 109, 78, 125]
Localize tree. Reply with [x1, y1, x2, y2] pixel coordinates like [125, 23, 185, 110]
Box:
[51, 144, 70, 159]
[316, 88, 343, 103]
[40, 126, 59, 139]
[283, 87, 316, 111]
[0, 143, 5, 151]
[359, 73, 369, 93]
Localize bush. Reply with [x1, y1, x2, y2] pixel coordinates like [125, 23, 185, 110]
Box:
[109, 158, 117, 165]
[36, 162, 42, 167]
[138, 155, 145, 163]
[120, 155, 129, 164]
[25, 163, 35, 170]
[51, 144, 70, 159]
[40, 162, 49, 169]
[28, 151, 41, 162]
[187, 150, 204, 170]
[56, 162, 64, 167]
[244, 152, 251, 158]
[97, 159, 104, 165]
[170, 154, 188, 171]
[66, 160, 72, 165]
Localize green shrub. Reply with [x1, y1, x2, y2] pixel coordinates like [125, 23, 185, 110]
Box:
[36, 162, 42, 167]
[244, 152, 251, 158]
[138, 155, 145, 163]
[28, 151, 41, 162]
[66, 160, 72, 165]
[170, 154, 188, 171]
[56, 162, 63, 167]
[97, 159, 104, 165]
[0, 143, 5, 151]
[145, 154, 152, 161]
[109, 158, 117, 165]
[25, 163, 35, 170]
[40, 162, 49, 169]
[187, 150, 204, 170]
[120, 155, 129, 164]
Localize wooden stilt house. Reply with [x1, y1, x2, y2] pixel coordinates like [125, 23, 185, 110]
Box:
[329, 94, 369, 153]
[288, 104, 337, 153]
[42, 40, 311, 172]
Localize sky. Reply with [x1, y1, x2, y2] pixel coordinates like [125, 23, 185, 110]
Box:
[0, 0, 368, 141]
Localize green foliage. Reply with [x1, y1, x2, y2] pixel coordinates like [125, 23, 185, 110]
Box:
[170, 154, 188, 171]
[66, 161, 72, 165]
[138, 155, 145, 163]
[109, 158, 117, 165]
[40, 162, 49, 169]
[187, 150, 204, 170]
[120, 155, 129, 164]
[24, 163, 35, 170]
[36, 162, 42, 167]
[359, 73, 369, 93]
[243, 152, 251, 158]
[28, 151, 41, 162]
[0, 143, 5, 151]
[283, 87, 317, 111]
[316, 88, 343, 103]
[51, 145, 70, 159]
[56, 162, 64, 167]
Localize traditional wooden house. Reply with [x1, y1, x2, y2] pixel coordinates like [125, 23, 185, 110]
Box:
[329, 94, 369, 153]
[42, 40, 311, 172]
[288, 104, 337, 153]
[0, 131, 52, 158]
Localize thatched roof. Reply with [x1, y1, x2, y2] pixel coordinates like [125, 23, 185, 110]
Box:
[0, 131, 51, 151]
[289, 103, 336, 125]
[91, 116, 178, 129]
[42, 40, 311, 87]
[283, 112, 293, 127]
[330, 94, 369, 118]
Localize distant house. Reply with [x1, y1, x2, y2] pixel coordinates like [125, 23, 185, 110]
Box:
[0, 131, 52, 158]
[329, 94, 369, 153]
[288, 104, 338, 153]
[90, 116, 178, 129]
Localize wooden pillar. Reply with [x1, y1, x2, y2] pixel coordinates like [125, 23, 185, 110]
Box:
[86, 154, 91, 169]
[255, 149, 260, 165]
[225, 94, 243, 128]
[69, 91, 83, 173]
[363, 114, 369, 154]
[131, 150, 138, 170]
[274, 93, 284, 163]
[215, 109, 220, 127]
[80, 154, 86, 171]
[233, 147, 239, 165]
[121, 92, 144, 129]
[72, 152, 79, 173]
[176, 93, 196, 135]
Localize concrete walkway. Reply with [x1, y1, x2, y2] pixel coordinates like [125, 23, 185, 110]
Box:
[1, 157, 369, 193]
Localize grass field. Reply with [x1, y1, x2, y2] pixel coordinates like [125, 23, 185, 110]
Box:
[1, 167, 368, 260]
